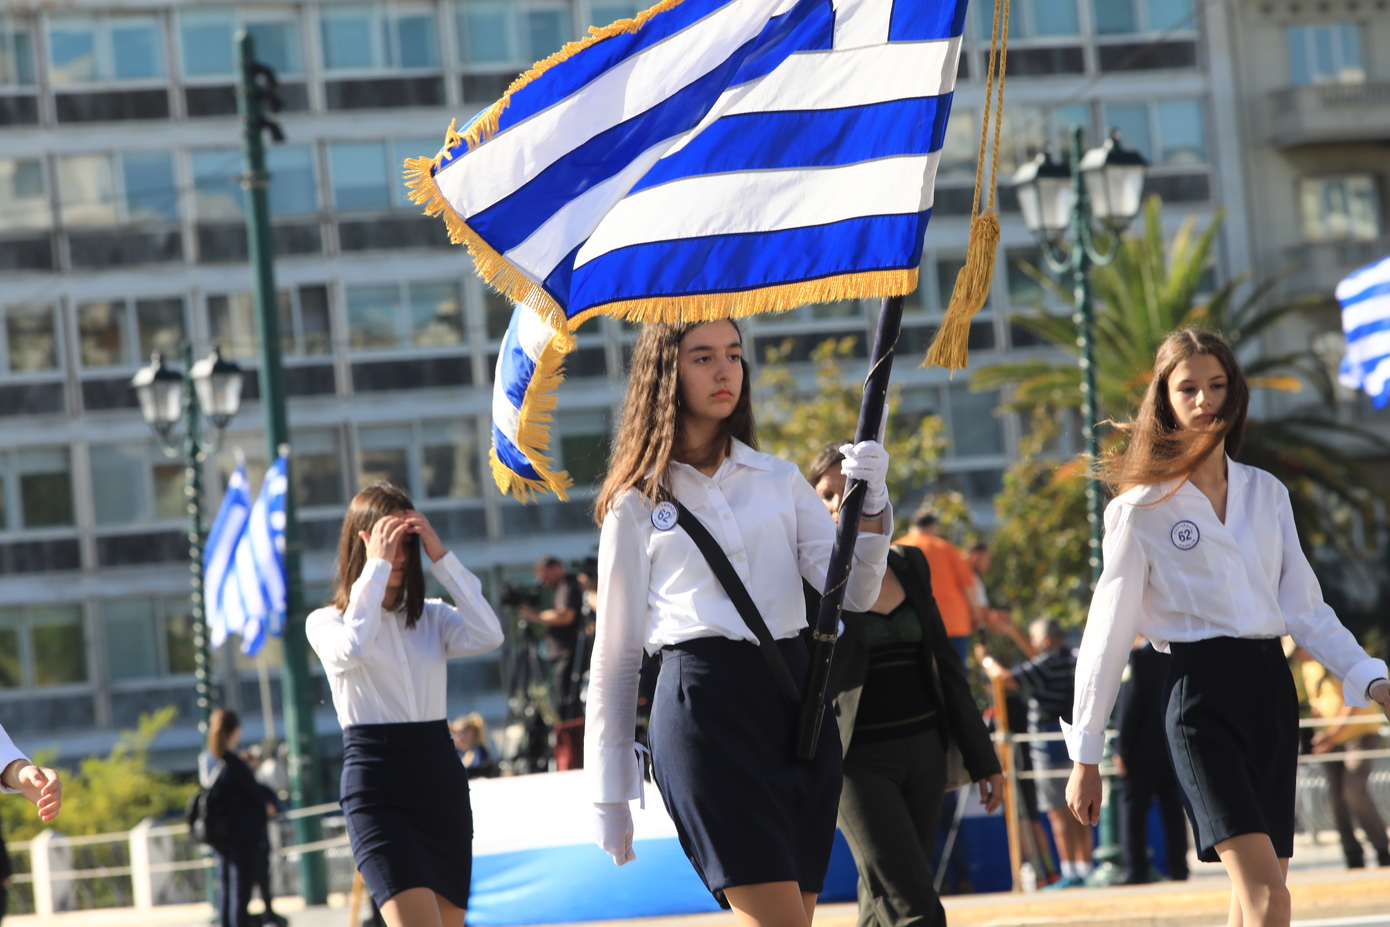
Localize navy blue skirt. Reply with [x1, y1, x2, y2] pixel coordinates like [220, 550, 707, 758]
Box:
[340, 720, 472, 909]
[648, 636, 842, 907]
[1163, 637, 1299, 862]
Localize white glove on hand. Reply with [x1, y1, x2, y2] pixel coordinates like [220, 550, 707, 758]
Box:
[593, 802, 636, 865]
[839, 440, 890, 516]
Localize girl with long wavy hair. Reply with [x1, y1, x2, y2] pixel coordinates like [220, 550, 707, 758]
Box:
[307, 482, 504, 927]
[587, 319, 892, 927]
[1063, 329, 1390, 926]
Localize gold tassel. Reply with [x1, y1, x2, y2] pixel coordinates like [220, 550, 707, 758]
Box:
[924, 210, 999, 372]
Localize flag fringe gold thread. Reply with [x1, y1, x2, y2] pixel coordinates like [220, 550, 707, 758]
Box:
[487, 330, 576, 502]
[459, 0, 693, 151]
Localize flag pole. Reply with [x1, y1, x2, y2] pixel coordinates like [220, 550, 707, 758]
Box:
[796, 293, 903, 761]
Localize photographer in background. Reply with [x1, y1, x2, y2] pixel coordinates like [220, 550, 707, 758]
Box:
[519, 557, 584, 718]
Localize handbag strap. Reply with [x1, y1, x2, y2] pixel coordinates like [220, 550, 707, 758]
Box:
[674, 501, 802, 704]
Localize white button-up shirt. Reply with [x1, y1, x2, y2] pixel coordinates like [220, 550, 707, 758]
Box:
[585, 439, 891, 802]
[307, 552, 504, 729]
[0, 723, 27, 793]
[1065, 460, 1388, 764]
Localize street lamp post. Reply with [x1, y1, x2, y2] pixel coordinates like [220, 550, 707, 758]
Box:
[131, 344, 244, 732]
[1013, 125, 1147, 886]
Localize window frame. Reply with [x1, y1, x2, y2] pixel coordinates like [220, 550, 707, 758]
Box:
[0, 14, 37, 88]
[57, 151, 181, 228]
[176, 6, 305, 83]
[319, 1, 444, 75]
[1091, 0, 1197, 37]
[1100, 97, 1207, 168]
[0, 446, 77, 534]
[1298, 174, 1383, 244]
[44, 11, 170, 88]
[0, 302, 64, 377]
[73, 294, 189, 372]
[454, 0, 574, 70]
[1285, 22, 1365, 87]
[0, 603, 89, 691]
[354, 417, 487, 504]
[342, 278, 469, 355]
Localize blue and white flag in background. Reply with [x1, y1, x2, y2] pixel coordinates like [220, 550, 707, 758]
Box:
[406, 0, 970, 499]
[1336, 254, 1390, 409]
[204, 457, 289, 656]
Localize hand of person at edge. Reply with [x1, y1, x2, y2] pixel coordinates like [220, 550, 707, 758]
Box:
[1371, 680, 1390, 721]
[360, 514, 409, 564]
[403, 510, 447, 562]
[593, 802, 636, 865]
[4, 761, 62, 821]
[1066, 762, 1101, 827]
[977, 772, 1005, 814]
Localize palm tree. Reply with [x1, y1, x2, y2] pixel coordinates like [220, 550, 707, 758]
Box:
[974, 196, 1387, 553]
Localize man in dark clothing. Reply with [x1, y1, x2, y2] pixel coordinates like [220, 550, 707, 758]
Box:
[1115, 637, 1189, 884]
[520, 557, 584, 717]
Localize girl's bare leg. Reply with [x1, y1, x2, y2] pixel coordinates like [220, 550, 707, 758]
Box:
[380, 887, 444, 927]
[724, 881, 813, 927]
[1214, 834, 1290, 927]
[801, 890, 817, 926]
[436, 894, 465, 927]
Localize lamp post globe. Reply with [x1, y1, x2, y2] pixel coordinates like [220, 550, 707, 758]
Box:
[1079, 130, 1149, 234]
[130, 353, 185, 434]
[1011, 147, 1074, 242]
[189, 346, 245, 429]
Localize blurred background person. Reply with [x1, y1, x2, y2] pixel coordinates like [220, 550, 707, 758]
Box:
[206, 708, 269, 927]
[965, 542, 992, 625]
[1295, 647, 1390, 869]
[520, 557, 584, 716]
[451, 714, 499, 780]
[1115, 636, 1189, 884]
[896, 512, 979, 665]
[808, 444, 1004, 927]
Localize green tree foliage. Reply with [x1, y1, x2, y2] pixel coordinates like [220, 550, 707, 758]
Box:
[755, 334, 972, 537]
[0, 707, 196, 841]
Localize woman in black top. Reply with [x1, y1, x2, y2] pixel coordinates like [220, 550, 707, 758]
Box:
[806, 446, 1004, 927]
[206, 709, 269, 927]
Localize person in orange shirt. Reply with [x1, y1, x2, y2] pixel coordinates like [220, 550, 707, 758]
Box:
[894, 510, 979, 665]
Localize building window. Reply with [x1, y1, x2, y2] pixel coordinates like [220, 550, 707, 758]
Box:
[178, 8, 302, 79]
[1287, 23, 1364, 86]
[996, 104, 1092, 174]
[321, 3, 440, 72]
[102, 596, 196, 680]
[555, 410, 610, 487]
[1102, 98, 1205, 165]
[948, 384, 1005, 457]
[457, 0, 572, 66]
[329, 138, 436, 212]
[0, 605, 87, 688]
[358, 424, 413, 489]
[47, 14, 166, 85]
[89, 441, 183, 526]
[0, 159, 49, 232]
[1093, 0, 1193, 34]
[3, 303, 59, 373]
[358, 419, 482, 500]
[76, 297, 186, 369]
[1300, 175, 1381, 243]
[0, 17, 35, 86]
[294, 427, 346, 508]
[346, 280, 466, 350]
[208, 284, 334, 361]
[1008, 0, 1079, 37]
[192, 145, 319, 220]
[1, 447, 75, 530]
[57, 152, 178, 227]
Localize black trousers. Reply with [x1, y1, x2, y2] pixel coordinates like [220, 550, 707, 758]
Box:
[1325, 735, 1390, 867]
[837, 731, 949, 927]
[1119, 767, 1189, 883]
[216, 847, 257, 927]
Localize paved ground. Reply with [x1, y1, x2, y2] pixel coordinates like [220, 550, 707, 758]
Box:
[8, 833, 1390, 927]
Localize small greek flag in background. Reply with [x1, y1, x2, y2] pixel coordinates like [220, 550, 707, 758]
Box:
[1337, 254, 1390, 409]
[204, 457, 288, 656]
[407, 0, 970, 499]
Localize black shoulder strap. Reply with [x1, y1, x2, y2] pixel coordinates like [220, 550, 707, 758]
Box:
[674, 501, 802, 704]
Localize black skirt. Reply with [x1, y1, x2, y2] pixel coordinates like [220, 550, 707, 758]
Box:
[340, 720, 473, 909]
[1163, 637, 1299, 863]
[648, 636, 842, 907]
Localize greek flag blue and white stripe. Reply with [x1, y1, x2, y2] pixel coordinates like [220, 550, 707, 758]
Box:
[410, 0, 970, 498]
[204, 457, 289, 655]
[204, 464, 252, 650]
[1336, 254, 1390, 409]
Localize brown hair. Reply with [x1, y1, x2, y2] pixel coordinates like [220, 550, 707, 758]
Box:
[595, 320, 757, 522]
[806, 443, 845, 490]
[208, 707, 240, 759]
[331, 481, 425, 628]
[1102, 328, 1249, 495]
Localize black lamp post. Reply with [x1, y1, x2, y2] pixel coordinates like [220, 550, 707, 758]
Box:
[131, 345, 244, 732]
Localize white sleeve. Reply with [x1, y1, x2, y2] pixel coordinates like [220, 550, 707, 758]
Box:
[430, 553, 506, 658]
[585, 496, 651, 804]
[790, 472, 890, 612]
[0, 722, 29, 793]
[306, 559, 390, 670]
[1064, 502, 1149, 765]
[1275, 487, 1387, 706]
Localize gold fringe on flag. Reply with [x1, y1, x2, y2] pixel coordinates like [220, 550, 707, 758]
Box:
[487, 331, 576, 502]
[923, 0, 1010, 373]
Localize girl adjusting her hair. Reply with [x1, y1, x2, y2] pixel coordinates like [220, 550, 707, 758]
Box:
[807, 444, 1004, 927]
[1064, 329, 1390, 927]
[587, 319, 893, 927]
[307, 482, 504, 927]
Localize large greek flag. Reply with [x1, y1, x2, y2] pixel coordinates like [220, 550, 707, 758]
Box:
[205, 457, 289, 656]
[408, 0, 970, 498]
[1337, 254, 1390, 409]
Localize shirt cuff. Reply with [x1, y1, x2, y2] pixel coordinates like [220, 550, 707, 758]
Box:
[1061, 719, 1105, 765]
[592, 745, 643, 804]
[0, 727, 29, 794]
[1343, 657, 1390, 707]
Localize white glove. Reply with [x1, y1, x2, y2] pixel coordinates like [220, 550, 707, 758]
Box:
[839, 440, 890, 516]
[593, 802, 636, 865]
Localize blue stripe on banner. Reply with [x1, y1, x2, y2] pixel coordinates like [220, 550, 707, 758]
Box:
[1346, 313, 1390, 346]
[567, 210, 930, 313]
[544, 243, 584, 309]
[496, 321, 539, 411]
[468, 0, 835, 254]
[488, 0, 744, 139]
[630, 94, 953, 194]
[494, 424, 544, 482]
[889, 0, 971, 41]
[1341, 279, 1390, 310]
[724, 0, 834, 87]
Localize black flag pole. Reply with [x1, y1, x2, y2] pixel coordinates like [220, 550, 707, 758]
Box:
[796, 293, 904, 761]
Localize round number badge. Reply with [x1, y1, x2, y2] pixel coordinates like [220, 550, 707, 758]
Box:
[1170, 520, 1200, 550]
[651, 501, 679, 531]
